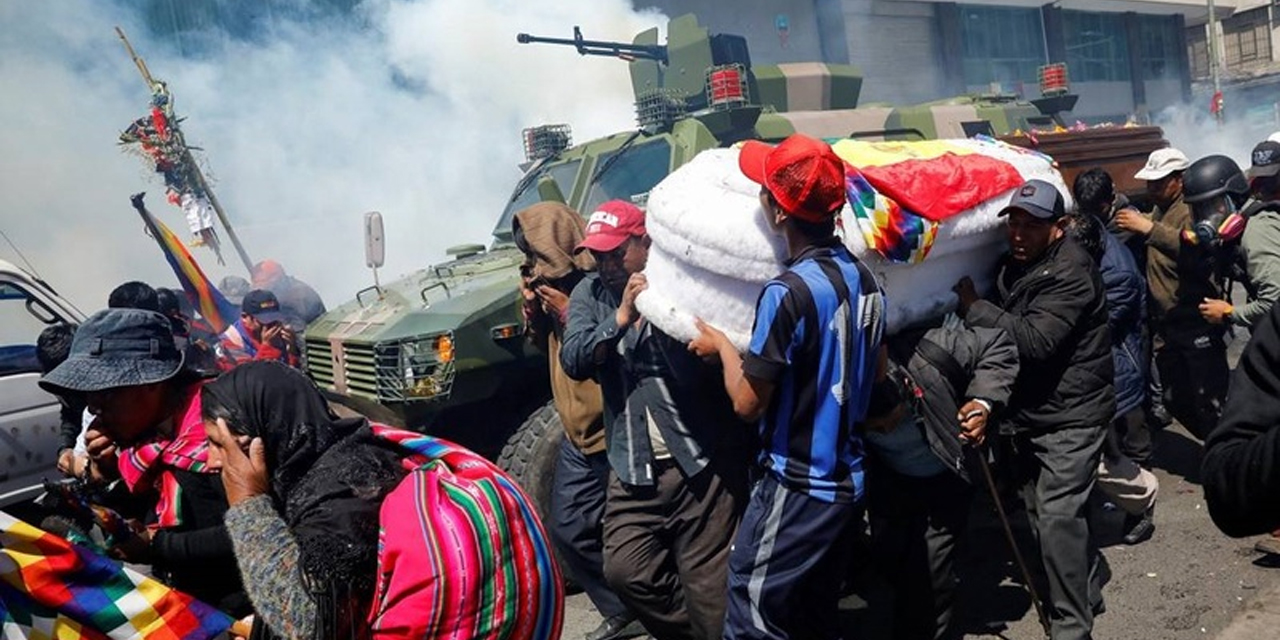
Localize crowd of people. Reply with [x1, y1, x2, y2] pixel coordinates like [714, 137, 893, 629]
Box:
[515, 133, 1280, 640]
[31, 263, 566, 639]
[23, 130, 1280, 640]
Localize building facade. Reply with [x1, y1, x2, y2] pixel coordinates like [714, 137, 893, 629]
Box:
[141, 0, 1218, 125]
[642, 0, 1216, 123]
[1186, 0, 1280, 128]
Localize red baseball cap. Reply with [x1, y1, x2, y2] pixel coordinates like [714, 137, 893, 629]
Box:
[575, 200, 647, 253]
[739, 135, 847, 223]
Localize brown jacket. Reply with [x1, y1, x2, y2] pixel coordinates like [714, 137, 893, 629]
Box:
[514, 202, 605, 454]
[548, 332, 606, 454]
[1145, 195, 1222, 340]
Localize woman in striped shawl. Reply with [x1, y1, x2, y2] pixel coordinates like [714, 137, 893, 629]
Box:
[202, 361, 563, 640]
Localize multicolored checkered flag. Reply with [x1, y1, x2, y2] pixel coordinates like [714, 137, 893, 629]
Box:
[0, 511, 235, 640]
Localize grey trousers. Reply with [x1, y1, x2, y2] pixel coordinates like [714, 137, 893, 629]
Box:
[1009, 424, 1106, 640]
[602, 458, 746, 640]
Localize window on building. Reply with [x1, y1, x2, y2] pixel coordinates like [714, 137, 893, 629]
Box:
[1063, 11, 1131, 82]
[1186, 25, 1211, 79]
[958, 5, 1047, 90]
[1222, 6, 1272, 68]
[1137, 15, 1182, 80]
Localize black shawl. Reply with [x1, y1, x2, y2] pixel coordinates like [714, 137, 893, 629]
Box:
[201, 361, 406, 639]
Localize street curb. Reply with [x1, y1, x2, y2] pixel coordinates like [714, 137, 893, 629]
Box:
[1217, 583, 1280, 640]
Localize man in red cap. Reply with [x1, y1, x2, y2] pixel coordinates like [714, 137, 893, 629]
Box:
[561, 200, 752, 640]
[690, 134, 888, 639]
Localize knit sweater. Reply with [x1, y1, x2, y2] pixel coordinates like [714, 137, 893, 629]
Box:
[225, 495, 316, 639]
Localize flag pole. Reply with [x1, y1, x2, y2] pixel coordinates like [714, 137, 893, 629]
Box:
[115, 26, 256, 274]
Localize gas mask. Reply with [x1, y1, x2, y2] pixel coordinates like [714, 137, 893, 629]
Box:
[1185, 194, 1247, 247]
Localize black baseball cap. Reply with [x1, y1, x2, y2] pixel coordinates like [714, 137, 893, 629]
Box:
[998, 179, 1066, 220]
[241, 289, 286, 324]
[1249, 140, 1280, 179]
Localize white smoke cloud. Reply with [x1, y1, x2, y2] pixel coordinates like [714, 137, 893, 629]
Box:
[0, 0, 664, 312]
[1155, 101, 1278, 169]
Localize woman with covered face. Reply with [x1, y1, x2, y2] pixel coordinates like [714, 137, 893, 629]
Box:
[201, 361, 563, 640]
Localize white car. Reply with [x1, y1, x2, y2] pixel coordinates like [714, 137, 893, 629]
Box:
[0, 259, 83, 508]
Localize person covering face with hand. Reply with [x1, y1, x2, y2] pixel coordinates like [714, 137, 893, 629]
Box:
[202, 361, 564, 640]
[215, 289, 300, 371]
[561, 200, 751, 640]
[512, 202, 643, 640]
[38, 308, 249, 617]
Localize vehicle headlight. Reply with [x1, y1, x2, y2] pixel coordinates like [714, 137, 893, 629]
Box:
[394, 332, 456, 399]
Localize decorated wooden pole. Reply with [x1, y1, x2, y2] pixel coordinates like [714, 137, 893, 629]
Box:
[115, 26, 256, 274]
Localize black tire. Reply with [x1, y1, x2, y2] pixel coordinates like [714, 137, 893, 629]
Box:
[497, 401, 581, 590]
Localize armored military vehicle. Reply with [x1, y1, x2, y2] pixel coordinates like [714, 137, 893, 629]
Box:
[304, 14, 1165, 520]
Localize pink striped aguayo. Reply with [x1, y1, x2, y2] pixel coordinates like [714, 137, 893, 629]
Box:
[369, 425, 564, 640]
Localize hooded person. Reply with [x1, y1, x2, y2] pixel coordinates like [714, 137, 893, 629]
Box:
[201, 361, 564, 640]
[38, 307, 248, 616]
[512, 202, 643, 640]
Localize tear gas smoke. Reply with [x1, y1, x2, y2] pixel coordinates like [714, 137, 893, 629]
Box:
[0, 0, 664, 312]
[1155, 102, 1279, 169]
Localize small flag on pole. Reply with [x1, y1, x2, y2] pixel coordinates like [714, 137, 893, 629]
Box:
[0, 511, 235, 640]
[131, 193, 240, 334]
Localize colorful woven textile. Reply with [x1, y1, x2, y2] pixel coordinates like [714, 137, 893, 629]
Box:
[0, 511, 233, 640]
[845, 167, 938, 264]
[116, 384, 214, 529]
[369, 426, 564, 640]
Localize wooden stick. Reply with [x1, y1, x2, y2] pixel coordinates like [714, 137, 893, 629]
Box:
[115, 26, 156, 89]
[114, 26, 256, 274]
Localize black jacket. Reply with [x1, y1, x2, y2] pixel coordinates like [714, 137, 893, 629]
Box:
[150, 469, 251, 617]
[1203, 301, 1280, 536]
[885, 324, 1019, 483]
[965, 237, 1116, 433]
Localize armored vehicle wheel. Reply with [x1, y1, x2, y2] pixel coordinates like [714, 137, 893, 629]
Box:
[498, 401, 581, 589]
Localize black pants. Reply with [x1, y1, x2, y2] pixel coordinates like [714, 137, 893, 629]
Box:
[1009, 425, 1106, 640]
[723, 473, 857, 640]
[603, 458, 746, 640]
[1113, 405, 1152, 466]
[1153, 338, 1228, 441]
[868, 469, 973, 640]
[550, 438, 628, 619]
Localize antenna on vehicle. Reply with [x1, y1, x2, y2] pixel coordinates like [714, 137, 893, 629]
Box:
[0, 228, 41, 279]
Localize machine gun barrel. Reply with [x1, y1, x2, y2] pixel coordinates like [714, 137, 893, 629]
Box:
[516, 26, 668, 64]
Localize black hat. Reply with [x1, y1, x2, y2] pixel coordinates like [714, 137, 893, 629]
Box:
[241, 289, 285, 324]
[998, 179, 1066, 220]
[1249, 141, 1280, 180]
[39, 308, 184, 395]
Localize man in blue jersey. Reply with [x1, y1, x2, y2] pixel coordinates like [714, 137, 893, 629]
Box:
[691, 134, 886, 639]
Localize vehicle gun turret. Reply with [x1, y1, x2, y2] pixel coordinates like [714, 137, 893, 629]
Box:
[516, 26, 668, 64]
